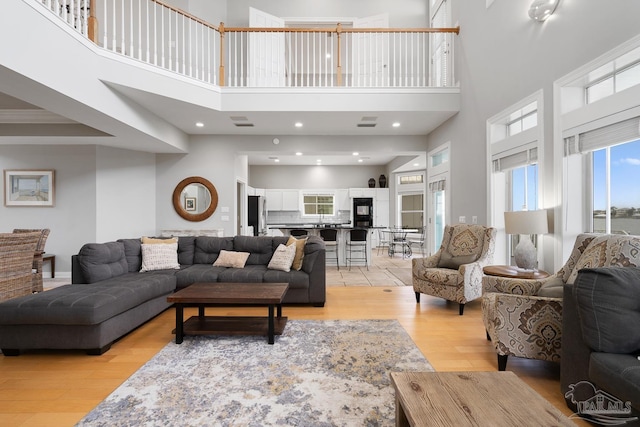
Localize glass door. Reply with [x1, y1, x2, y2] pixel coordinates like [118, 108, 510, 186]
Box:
[431, 189, 445, 253]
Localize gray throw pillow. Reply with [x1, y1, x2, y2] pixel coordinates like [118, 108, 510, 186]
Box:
[437, 251, 478, 270]
[536, 276, 564, 298]
[574, 267, 640, 354]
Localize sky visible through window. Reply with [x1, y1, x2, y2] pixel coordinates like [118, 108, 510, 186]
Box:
[511, 165, 538, 211]
[593, 139, 640, 211]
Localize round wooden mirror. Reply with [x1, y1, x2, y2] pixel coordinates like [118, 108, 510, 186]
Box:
[172, 176, 218, 222]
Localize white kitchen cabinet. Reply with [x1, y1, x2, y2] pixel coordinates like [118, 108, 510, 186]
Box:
[376, 188, 389, 201]
[376, 199, 390, 228]
[265, 190, 283, 211]
[348, 188, 376, 198]
[282, 190, 300, 210]
[335, 189, 350, 211]
[255, 188, 266, 197]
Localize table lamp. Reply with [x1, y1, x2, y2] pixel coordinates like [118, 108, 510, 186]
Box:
[504, 210, 548, 270]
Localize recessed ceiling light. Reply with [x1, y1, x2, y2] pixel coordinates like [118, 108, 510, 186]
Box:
[195, 122, 204, 127]
[316, 159, 322, 163]
[413, 163, 420, 167]
[392, 122, 401, 128]
[295, 122, 303, 128]
[272, 138, 280, 145]
[352, 152, 359, 156]
[358, 159, 364, 163]
[295, 152, 303, 156]
[275, 158, 280, 163]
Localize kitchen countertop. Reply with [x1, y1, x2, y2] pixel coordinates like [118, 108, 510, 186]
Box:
[268, 225, 384, 229]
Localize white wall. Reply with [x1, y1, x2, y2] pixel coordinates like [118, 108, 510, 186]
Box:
[96, 146, 157, 242]
[250, 165, 386, 189]
[429, 0, 640, 271]
[0, 145, 98, 277]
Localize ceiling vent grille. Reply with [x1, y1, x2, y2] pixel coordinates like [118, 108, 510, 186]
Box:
[357, 123, 377, 128]
[234, 123, 255, 127]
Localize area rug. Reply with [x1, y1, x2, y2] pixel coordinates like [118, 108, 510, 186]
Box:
[387, 268, 412, 286]
[77, 319, 433, 427]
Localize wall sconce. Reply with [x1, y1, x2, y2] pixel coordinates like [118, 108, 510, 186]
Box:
[504, 209, 549, 270]
[528, 0, 559, 22]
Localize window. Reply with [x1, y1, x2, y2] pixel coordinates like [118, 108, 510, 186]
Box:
[586, 59, 640, 104]
[400, 194, 424, 230]
[302, 194, 334, 216]
[507, 102, 537, 137]
[591, 139, 640, 235]
[399, 174, 424, 185]
[509, 164, 538, 211]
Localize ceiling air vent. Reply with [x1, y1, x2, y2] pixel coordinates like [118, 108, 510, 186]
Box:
[234, 123, 254, 127]
[230, 116, 254, 127]
[357, 123, 377, 128]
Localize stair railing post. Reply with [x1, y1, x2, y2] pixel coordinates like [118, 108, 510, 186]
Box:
[336, 23, 343, 87]
[218, 22, 225, 86]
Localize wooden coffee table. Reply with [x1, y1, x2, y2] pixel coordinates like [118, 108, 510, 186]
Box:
[390, 371, 574, 426]
[167, 282, 289, 345]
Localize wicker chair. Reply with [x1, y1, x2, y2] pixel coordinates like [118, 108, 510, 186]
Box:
[0, 232, 42, 302]
[13, 229, 50, 293]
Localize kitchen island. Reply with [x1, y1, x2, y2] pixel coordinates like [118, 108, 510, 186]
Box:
[269, 225, 380, 267]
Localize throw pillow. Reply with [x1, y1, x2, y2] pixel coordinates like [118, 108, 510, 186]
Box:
[267, 244, 297, 272]
[437, 251, 478, 270]
[213, 250, 250, 268]
[536, 276, 564, 298]
[287, 236, 307, 271]
[141, 236, 178, 245]
[140, 242, 180, 272]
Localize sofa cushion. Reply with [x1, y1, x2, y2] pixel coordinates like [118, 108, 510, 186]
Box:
[217, 265, 267, 282]
[536, 276, 565, 298]
[574, 267, 640, 354]
[177, 236, 196, 266]
[589, 352, 640, 409]
[175, 265, 227, 289]
[233, 236, 275, 265]
[267, 244, 296, 272]
[213, 250, 250, 268]
[263, 269, 309, 290]
[0, 273, 176, 326]
[287, 236, 307, 271]
[437, 251, 478, 270]
[117, 238, 143, 272]
[77, 242, 128, 283]
[140, 243, 181, 272]
[194, 237, 235, 264]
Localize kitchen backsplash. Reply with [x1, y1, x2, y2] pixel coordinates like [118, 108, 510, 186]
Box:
[267, 210, 351, 225]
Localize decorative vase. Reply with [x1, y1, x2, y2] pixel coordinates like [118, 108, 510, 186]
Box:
[379, 174, 387, 188]
[368, 178, 376, 188]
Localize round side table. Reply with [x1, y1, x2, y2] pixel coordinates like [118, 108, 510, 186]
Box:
[483, 265, 550, 279]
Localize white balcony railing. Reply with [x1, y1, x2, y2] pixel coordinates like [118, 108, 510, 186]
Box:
[37, 0, 459, 89]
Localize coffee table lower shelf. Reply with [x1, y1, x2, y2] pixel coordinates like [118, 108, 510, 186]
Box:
[176, 316, 288, 338]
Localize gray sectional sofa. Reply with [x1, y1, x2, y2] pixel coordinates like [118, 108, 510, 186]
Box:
[561, 267, 640, 420]
[0, 235, 325, 356]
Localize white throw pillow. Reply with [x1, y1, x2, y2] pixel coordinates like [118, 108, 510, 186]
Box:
[213, 250, 250, 268]
[140, 242, 180, 272]
[267, 244, 297, 272]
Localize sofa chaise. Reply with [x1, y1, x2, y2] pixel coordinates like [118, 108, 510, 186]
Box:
[0, 235, 325, 355]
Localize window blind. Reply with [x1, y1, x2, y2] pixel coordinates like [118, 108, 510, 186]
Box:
[492, 144, 538, 172]
[428, 179, 445, 192]
[564, 116, 640, 155]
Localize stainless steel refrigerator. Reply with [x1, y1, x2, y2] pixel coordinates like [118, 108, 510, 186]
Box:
[248, 195, 267, 236]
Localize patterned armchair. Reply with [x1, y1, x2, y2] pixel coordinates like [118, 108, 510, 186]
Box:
[412, 224, 496, 315]
[12, 229, 50, 293]
[482, 233, 640, 371]
[0, 232, 42, 302]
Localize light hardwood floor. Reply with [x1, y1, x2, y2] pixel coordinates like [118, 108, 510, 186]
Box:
[0, 253, 584, 426]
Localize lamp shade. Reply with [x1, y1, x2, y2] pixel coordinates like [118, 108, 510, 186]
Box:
[504, 210, 548, 235]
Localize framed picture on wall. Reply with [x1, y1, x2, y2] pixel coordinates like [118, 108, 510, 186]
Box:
[4, 170, 55, 207]
[185, 197, 196, 211]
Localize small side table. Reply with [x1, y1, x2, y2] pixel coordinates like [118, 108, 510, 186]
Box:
[483, 265, 549, 279]
[43, 254, 55, 279]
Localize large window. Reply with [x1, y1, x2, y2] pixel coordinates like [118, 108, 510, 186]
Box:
[400, 194, 424, 230]
[591, 139, 640, 234]
[510, 164, 538, 211]
[302, 194, 334, 215]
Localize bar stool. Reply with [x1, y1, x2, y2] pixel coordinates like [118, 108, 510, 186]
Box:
[319, 228, 339, 270]
[290, 229, 308, 237]
[346, 228, 368, 271]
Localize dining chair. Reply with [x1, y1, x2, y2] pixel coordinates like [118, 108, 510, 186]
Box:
[12, 228, 50, 293]
[290, 229, 308, 237]
[377, 229, 391, 256]
[408, 228, 426, 257]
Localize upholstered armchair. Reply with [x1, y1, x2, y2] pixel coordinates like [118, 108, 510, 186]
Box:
[412, 224, 496, 315]
[482, 233, 640, 371]
[12, 229, 50, 293]
[0, 232, 42, 302]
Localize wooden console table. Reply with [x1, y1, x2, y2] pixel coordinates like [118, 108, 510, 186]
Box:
[483, 264, 549, 279]
[42, 253, 55, 278]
